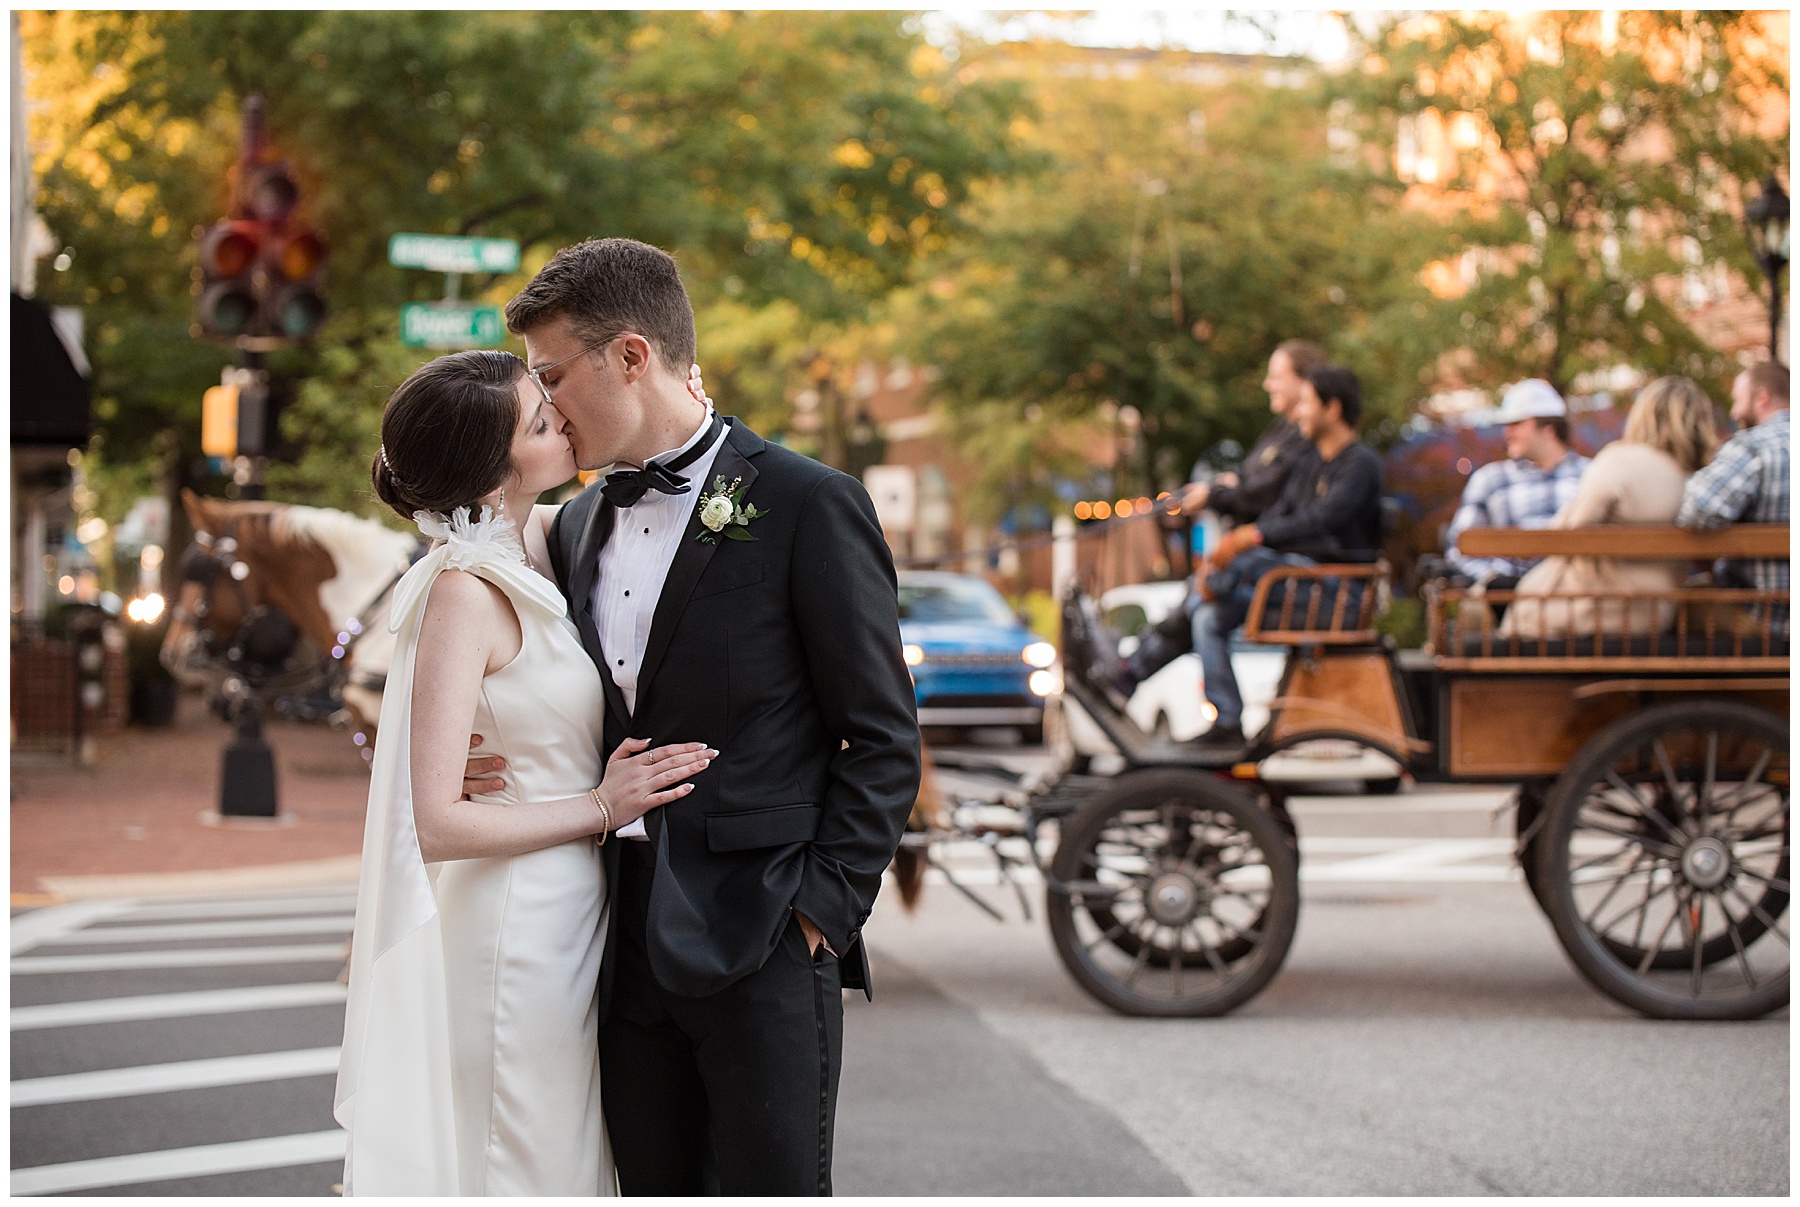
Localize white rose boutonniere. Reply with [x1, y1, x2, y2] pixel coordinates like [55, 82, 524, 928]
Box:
[700, 495, 735, 532]
[694, 475, 768, 544]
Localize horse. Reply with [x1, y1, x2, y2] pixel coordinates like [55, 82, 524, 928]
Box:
[165, 490, 419, 750]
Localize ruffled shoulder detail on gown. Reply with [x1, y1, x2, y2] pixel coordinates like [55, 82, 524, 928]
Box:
[387, 505, 567, 636]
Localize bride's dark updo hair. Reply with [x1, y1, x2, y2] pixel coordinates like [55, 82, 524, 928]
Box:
[372, 349, 527, 520]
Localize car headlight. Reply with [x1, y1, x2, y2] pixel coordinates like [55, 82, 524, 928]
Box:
[903, 643, 925, 667]
[1028, 668, 1062, 697]
[1021, 641, 1057, 668]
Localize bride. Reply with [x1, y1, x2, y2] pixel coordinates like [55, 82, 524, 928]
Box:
[333, 349, 715, 1195]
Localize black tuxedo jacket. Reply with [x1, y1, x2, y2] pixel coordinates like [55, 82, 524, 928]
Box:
[549, 418, 921, 1007]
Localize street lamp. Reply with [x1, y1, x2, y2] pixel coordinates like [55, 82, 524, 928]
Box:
[1743, 173, 1790, 362]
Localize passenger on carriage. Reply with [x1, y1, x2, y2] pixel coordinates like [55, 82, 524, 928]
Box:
[1500, 375, 1719, 640]
[1186, 364, 1383, 751]
[1676, 360, 1790, 637]
[1442, 378, 1589, 592]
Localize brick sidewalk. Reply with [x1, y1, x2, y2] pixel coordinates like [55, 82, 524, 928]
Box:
[11, 691, 371, 899]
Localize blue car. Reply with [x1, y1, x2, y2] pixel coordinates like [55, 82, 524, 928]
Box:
[897, 570, 1060, 743]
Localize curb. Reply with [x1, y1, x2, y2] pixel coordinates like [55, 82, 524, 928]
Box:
[27, 855, 363, 903]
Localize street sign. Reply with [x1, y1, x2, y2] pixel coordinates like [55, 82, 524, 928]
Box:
[401, 303, 504, 349]
[387, 233, 521, 275]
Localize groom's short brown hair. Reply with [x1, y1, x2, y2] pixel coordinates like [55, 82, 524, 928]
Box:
[504, 237, 696, 376]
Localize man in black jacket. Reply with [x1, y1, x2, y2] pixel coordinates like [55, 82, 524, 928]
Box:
[467, 238, 920, 1194]
[1113, 340, 1326, 698]
[1178, 338, 1326, 526]
[1188, 364, 1382, 751]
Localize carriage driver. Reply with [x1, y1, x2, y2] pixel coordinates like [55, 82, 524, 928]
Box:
[1187, 365, 1384, 752]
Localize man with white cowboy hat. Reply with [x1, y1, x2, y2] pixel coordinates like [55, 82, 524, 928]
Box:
[1445, 378, 1590, 585]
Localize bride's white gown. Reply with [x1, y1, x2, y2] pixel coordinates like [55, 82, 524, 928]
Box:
[335, 507, 615, 1196]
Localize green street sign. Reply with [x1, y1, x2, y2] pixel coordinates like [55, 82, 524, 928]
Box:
[401, 303, 504, 349]
[388, 233, 521, 275]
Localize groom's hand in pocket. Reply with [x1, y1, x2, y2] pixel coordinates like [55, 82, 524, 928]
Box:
[460, 734, 508, 799]
[794, 909, 832, 957]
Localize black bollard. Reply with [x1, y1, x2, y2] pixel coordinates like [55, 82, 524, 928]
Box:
[220, 704, 279, 817]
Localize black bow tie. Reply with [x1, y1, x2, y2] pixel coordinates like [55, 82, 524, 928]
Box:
[601, 412, 725, 508]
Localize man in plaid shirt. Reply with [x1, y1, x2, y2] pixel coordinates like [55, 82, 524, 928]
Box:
[1445, 380, 1589, 583]
[1677, 361, 1789, 635]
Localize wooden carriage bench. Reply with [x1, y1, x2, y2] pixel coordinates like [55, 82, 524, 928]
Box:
[1434, 524, 1789, 671]
[1229, 524, 1787, 771]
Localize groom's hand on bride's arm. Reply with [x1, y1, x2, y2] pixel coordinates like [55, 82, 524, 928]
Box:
[461, 734, 507, 799]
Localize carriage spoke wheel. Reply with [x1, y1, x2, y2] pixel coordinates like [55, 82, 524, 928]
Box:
[1538, 700, 1788, 1021]
[1047, 769, 1299, 1017]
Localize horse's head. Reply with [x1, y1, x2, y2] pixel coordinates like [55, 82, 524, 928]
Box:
[161, 490, 335, 687]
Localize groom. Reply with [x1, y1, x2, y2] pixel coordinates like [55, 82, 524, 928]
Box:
[476, 237, 920, 1195]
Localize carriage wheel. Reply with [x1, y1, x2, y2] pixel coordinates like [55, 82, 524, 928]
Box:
[1076, 782, 1292, 968]
[1537, 700, 1788, 1021]
[1047, 769, 1299, 1017]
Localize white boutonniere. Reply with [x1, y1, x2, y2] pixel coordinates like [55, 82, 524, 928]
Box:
[695, 475, 768, 544]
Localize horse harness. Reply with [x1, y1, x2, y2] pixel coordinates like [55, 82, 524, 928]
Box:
[178, 521, 421, 698]
[176, 522, 305, 683]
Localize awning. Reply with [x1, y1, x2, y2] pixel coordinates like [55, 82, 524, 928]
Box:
[12, 291, 91, 448]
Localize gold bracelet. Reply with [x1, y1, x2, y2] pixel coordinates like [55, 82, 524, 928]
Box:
[590, 788, 612, 847]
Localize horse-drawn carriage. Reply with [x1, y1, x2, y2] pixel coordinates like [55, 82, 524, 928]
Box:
[168, 491, 1786, 1019]
[917, 523, 1789, 1022]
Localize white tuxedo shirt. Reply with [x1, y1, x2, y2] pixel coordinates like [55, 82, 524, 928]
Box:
[592, 409, 728, 838]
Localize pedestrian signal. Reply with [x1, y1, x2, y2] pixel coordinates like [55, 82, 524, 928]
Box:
[202, 384, 241, 458]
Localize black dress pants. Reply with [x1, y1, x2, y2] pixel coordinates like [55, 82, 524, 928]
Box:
[599, 839, 843, 1196]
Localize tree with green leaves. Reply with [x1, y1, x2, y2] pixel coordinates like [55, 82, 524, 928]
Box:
[1331, 10, 1789, 395]
[21, 10, 1026, 521]
[908, 42, 1450, 523]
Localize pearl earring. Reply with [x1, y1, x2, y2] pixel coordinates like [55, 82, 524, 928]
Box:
[497, 485, 506, 514]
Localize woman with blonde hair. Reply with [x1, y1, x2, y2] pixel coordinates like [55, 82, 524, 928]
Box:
[1501, 375, 1720, 640]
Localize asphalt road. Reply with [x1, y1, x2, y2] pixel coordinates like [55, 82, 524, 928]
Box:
[10, 750, 1789, 1196]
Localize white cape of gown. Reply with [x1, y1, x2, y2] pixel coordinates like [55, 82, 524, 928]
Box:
[332, 506, 592, 1195]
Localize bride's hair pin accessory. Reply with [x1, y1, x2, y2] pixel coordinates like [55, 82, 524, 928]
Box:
[378, 444, 419, 499]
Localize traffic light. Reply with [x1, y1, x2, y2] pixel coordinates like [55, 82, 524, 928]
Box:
[196, 221, 261, 338]
[264, 226, 327, 339]
[192, 102, 328, 342]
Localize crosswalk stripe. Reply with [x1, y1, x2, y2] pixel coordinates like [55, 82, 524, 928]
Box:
[122, 896, 358, 922]
[10, 1129, 346, 1196]
[11, 982, 348, 1032]
[12, 944, 348, 974]
[12, 1046, 341, 1107]
[53, 916, 356, 946]
[1303, 838, 1517, 882]
[9, 901, 138, 956]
